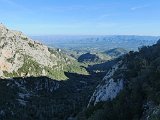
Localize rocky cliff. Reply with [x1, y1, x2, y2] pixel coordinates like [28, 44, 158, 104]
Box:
[0, 24, 75, 79]
[88, 61, 125, 106]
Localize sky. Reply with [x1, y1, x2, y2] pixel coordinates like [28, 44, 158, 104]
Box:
[0, 0, 160, 36]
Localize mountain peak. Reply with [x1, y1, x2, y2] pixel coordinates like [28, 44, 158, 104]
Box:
[0, 25, 72, 79]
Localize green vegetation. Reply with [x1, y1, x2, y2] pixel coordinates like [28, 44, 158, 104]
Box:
[65, 62, 88, 75]
[3, 41, 160, 119]
[18, 56, 42, 75]
[28, 42, 34, 47]
[0, 71, 104, 120]
[78, 53, 102, 63]
[103, 48, 128, 58]
[3, 54, 88, 80]
[77, 42, 160, 120]
[21, 37, 28, 41]
[6, 57, 14, 63]
[4, 55, 43, 78]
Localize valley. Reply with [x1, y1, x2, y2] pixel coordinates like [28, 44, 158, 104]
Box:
[0, 24, 160, 120]
[1, 0, 160, 119]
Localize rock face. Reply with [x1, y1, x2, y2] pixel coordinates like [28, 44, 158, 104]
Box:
[0, 24, 71, 79]
[88, 61, 124, 106]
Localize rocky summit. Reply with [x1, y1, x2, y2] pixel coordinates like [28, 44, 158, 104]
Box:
[0, 24, 74, 79]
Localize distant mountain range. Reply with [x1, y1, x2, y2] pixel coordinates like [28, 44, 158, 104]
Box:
[31, 35, 159, 51]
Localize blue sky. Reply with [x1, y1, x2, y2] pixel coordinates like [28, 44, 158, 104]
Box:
[0, 0, 160, 35]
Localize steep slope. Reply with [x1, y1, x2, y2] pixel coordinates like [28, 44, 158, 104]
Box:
[0, 24, 87, 80]
[88, 61, 124, 106]
[77, 40, 160, 120]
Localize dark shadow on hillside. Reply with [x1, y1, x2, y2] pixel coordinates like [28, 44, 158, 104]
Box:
[87, 58, 120, 74]
[0, 71, 106, 120]
[0, 57, 122, 120]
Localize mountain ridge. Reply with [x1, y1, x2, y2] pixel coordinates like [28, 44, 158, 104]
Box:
[0, 24, 87, 80]
[77, 40, 160, 120]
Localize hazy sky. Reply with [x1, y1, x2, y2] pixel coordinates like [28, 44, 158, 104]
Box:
[0, 0, 160, 35]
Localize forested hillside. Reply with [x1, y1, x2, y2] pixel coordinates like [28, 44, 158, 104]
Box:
[77, 40, 160, 120]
